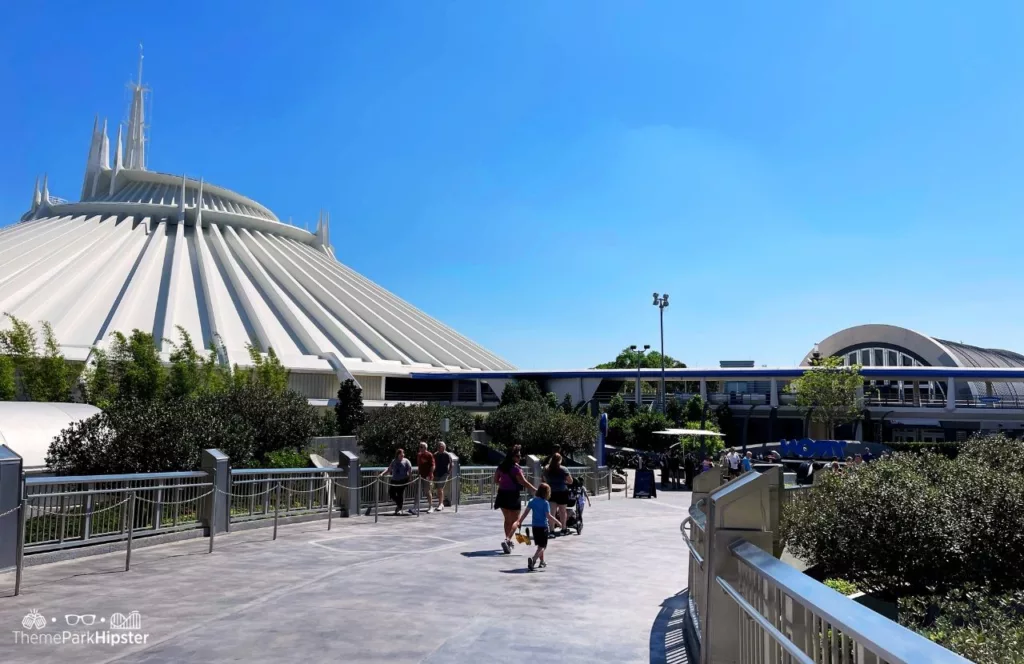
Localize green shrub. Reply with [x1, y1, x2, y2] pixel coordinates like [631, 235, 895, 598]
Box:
[46, 383, 321, 474]
[823, 578, 858, 595]
[265, 448, 311, 469]
[484, 401, 595, 457]
[901, 586, 1024, 664]
[782, 433, 1024, 595]
[358, 403, 474, 465]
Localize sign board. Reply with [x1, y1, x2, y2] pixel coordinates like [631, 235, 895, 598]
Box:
[632, 468, 657, 499]
[779, 439, 847, 459]
[441, 418, 450, 433]
[770, 439, 891, 460]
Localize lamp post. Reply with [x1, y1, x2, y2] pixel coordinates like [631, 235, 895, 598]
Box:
[653, 293, 669, 412]
[629, 344, 650, 407]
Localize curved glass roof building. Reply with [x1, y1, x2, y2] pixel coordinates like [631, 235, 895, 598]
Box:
[1, 61, 513, 402]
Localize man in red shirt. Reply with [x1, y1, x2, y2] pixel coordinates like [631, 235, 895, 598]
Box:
[416, 441, 436, 513]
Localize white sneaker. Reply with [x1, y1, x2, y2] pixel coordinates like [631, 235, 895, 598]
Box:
[436, 504, 444, 512]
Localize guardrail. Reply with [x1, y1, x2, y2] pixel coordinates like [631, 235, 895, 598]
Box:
[227, 467, 348, 526]
[6, 453, 613, 597]
[681, 470, 970, 663]
[23, 471, 213, 554]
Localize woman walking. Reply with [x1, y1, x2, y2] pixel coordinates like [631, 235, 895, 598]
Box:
[380, 448, 413, 515]
[494, 445, 535, 553]
[544, 453, 573, 536]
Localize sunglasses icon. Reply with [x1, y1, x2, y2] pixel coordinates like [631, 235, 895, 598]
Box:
[65, 615, 97, 626]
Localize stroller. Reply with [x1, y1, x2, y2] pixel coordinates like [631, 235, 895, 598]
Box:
[562, 482, 590, 535]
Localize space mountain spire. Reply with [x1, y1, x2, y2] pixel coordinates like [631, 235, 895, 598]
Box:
[125, 44, 148, 171]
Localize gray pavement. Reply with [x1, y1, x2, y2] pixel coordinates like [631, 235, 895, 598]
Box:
[0, 490, 692, 664]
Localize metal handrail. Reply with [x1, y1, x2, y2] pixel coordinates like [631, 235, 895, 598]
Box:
[729, 540, 972, 663]
[231, 467, 346, 475]
[688, 503, 706, 530]
[679, 518, 704, 566]
[715, 576, 815, 664]
[25, 470, 209, 485]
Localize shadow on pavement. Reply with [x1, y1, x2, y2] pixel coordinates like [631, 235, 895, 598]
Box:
[460, 550, 509, 558]
[649, 590, 691, 664]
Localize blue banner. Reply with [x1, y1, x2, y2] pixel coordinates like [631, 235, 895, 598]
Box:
[597, 413, 608, 466]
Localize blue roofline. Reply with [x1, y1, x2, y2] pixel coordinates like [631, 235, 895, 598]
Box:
[410, 367, 1024, 380]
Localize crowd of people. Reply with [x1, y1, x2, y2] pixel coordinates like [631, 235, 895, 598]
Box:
[379, 441, 454, 516]
[378, 442, 592, 571]
[493, 445, 591, 571]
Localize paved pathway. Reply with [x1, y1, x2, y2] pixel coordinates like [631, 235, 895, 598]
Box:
[0, 490, 692, 663]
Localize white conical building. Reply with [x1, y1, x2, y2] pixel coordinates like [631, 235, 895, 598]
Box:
[2, 57, 513, 404]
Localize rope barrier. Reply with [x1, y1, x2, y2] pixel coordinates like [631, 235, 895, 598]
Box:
[0, 504, 20, 519]
[133, 489, 215, 506]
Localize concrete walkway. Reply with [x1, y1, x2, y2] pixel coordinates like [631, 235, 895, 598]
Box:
[0, 491, 691, 664]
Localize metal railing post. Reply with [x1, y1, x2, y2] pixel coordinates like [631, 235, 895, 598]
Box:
[273, 483, 281, 540]
[14, 498, 27, 596]
[125, 491, 136, 571]
[453, 456, 460, 513]
[326, 477, 334, 531]
[414, 476, 421, 516]
[608, 469, 612, 500]
[208, 485, 216, 554]
[374, 480, 379, 524]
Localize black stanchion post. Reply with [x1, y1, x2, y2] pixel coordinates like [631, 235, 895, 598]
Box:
[14, 499, 26, 596]
[327, 477, 334, 531]
[125, 492, 136, 571]
[273, 483, 280, 540]
[209, 488, 216, 554]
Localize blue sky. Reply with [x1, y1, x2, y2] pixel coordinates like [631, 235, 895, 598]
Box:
[3, 1, 1024, 369]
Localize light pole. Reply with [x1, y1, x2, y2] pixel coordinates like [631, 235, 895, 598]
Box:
[629, 344, 650, 407]
[653, 293, 669, 412]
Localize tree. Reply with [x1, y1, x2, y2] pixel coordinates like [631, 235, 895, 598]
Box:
[358, 403, 474, 464]
[334, 379, 366, 435]
[0, 355, 14, 401]
[109, 330, 165, 402]
[36, 322, 74, 401]
[604, 393, 633, 420]
[665, 395, 684, 426]
[498, 379, 546, 407]
[788, 356, 863, 438]
[235, 344, 289, 394]
[560, 393, 574, 414]
[622, 410, 673, 451]
[167, 327, 206, 399]
[484, 401, 596, 458]
[0, 313, 40, 399]
[594, 347, 686, 369]
[683, 394, 706, 423]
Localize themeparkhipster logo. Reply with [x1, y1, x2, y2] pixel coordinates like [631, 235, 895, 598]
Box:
[13, 609, 150, 646]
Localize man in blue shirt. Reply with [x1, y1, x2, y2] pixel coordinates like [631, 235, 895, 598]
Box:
[741, 451, 753, 473]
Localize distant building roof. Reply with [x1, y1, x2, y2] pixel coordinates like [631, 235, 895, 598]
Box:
[0, 402, 101, 469]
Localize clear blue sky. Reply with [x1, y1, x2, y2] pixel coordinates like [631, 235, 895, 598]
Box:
[3, 2, 1023, 369]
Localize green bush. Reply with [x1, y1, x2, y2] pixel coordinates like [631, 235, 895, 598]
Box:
[900, 586, 1024, 664]
[484, 401, 595, 457]
[782, 433, 1024, 595]
[46, 383, 321, 474]
[357, 403, 473, 465]
[823, 578, 858, 595]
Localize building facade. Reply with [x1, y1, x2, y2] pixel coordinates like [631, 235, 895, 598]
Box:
[1, 59, 513, 408]
[410, 324, 1024, 446]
